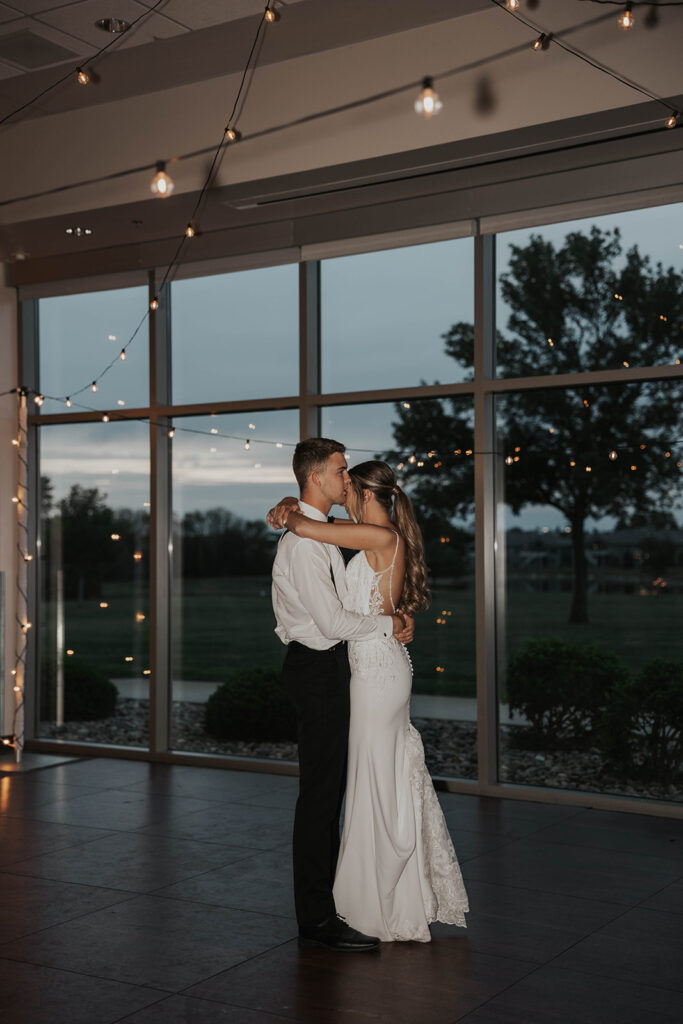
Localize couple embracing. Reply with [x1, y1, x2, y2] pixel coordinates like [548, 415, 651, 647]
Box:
[269, 437, 469, 952]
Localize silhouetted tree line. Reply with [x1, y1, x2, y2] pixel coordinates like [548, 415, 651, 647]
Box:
[40, 482, 275, 600]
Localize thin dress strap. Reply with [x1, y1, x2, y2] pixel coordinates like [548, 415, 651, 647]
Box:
[373, 531, 400, 613]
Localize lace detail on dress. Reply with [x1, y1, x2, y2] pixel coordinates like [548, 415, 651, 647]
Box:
[405, 724, 470, 929]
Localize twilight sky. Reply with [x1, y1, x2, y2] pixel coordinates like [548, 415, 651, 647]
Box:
[38, 202, 683, 531]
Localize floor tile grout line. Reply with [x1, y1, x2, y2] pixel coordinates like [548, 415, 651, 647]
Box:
[175, 935, 302, 1003]
[475, 886, 683, 1010]
[0, 892, 143, 949]
[0, 953, 175, 996]
[457, 872, 659, 909]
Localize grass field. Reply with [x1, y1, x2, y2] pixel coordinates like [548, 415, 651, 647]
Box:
[41, 576, 683, 700]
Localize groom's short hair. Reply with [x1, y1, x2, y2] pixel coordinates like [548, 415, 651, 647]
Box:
[293, 437, 346, 490]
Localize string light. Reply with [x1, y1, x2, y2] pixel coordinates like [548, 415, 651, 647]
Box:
[150, 297, 159, 311]
[244, 440, 251, 451]
[532, 34, 548, 51]
[609, 450, 618, 461]
[91, 381, 98, 392]
[150, 161, 174, 197]
[65, 397, 72, 408]
[119, 349, 126, 360]
[185, 224, 195, 238]
[168, 429, 175, 438]
[264, 5, 277, 23]
[102, 414, 109, 422]
[618, 3, 634, 29]
[76, 67, 89, 85]
[415, 77, 442, 118]
[505, 455, 514, 465]
[506, 0, 520, 9]
[33, 394, 44, 406]
[666, 112, 679, 128]
[224, 127, 241, 142]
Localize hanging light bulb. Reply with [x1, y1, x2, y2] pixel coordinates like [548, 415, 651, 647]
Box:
[506, 0, 520, 10]
[91, 381, 98, 393]
[168, 429, 175, 438]
[532, 34, 547, 51]
[76, 67, 90, 85]
[150, 161, 174, 197]
[224, 126, 241, 142]
[65, 397, 72, 408]
[618, 3, 634, 30]
[185, 224, 195, 238]
[666, 112, 679, 129]
[119, 349, 126, 360]
[244, 440, 251, 451]
[33, 394, 44, 406]
[264, 6, 277, 23]
[102, 414, 109, 423]
[415, 77, 442, 118]
[609, 449, 618, 461]
[505, 455, 514, 466]
[150, 297, 159, 311]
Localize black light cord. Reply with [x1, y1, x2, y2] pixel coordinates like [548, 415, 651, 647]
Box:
[0, 0, 170, 129]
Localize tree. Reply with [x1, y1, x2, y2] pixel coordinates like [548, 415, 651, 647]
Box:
[389, 227, 683, 623]
[57, 485, 117, 600]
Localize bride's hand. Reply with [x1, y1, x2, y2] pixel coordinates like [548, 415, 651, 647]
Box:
[267, 496, 299, 530]
[395, 611, 414, 644]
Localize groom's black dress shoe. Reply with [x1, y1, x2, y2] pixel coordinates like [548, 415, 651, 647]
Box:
[298, 914, 380, 952]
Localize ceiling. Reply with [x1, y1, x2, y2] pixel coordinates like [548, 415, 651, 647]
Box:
[0, 1, 307, 76]
[1, 0, 682, 283]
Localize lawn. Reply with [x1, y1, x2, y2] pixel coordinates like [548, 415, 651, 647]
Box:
[41, 576, 683, 699]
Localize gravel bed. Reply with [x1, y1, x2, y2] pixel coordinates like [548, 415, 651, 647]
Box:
[39, 697, 681, 803]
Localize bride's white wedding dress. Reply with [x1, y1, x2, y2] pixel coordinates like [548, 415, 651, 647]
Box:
[332, 537, 469, 942]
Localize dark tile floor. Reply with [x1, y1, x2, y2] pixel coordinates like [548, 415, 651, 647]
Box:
[0, 758, 682, 1023]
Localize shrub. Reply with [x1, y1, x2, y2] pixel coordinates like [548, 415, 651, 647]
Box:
[601, 658, 683, 784]
[506, 637, 628, 749]
[205, 666, 296, 742]
[40, 657, 118, 721]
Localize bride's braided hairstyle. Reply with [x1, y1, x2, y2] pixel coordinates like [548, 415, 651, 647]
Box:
[348, 460, 430, 616]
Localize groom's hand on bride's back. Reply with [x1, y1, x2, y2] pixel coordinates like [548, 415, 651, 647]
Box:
[267, 496, 299, 530]
[392, 612, 415, 644]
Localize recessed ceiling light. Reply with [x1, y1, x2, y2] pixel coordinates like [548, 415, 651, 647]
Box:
[95, 18, 129, 34]
[65, 227, 93, 237]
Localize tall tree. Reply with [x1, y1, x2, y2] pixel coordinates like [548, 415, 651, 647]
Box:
[389, 227, 683, 623]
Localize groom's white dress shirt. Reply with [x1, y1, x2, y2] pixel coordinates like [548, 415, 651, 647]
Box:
[272, 500, 393, 651]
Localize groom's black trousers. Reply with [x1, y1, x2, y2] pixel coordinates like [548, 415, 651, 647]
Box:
[282, 639, 350, 929]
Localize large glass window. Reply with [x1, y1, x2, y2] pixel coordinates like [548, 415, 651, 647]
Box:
[496, 203, 683, 378]
[38, 420, 150, 747]
[39, 286, 149, 414]
[323, 400, 477, 781]
[28, 208, 682, 810]
[170, 409, 299, 757]
[171, 265, 299, 405]
[321, 239, 474, 393]
[496, 379, 683, 802]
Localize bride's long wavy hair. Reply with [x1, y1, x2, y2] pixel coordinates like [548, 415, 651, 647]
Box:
[348, 460, 430, 616]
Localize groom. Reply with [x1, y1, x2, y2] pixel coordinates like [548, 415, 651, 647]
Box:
[270, 437, 413, 952]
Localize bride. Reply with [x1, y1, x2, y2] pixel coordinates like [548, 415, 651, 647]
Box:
[276, 459, 468, 943]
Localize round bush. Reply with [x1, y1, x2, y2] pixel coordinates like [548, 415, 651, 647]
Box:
[506, 637, 628, 749]
[41, 657, 118, 721]
[205, 666, 296, 742]
[601, 658, 683, 784]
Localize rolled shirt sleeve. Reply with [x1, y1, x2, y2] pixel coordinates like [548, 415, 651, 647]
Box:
[289, 540, 392, 643]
